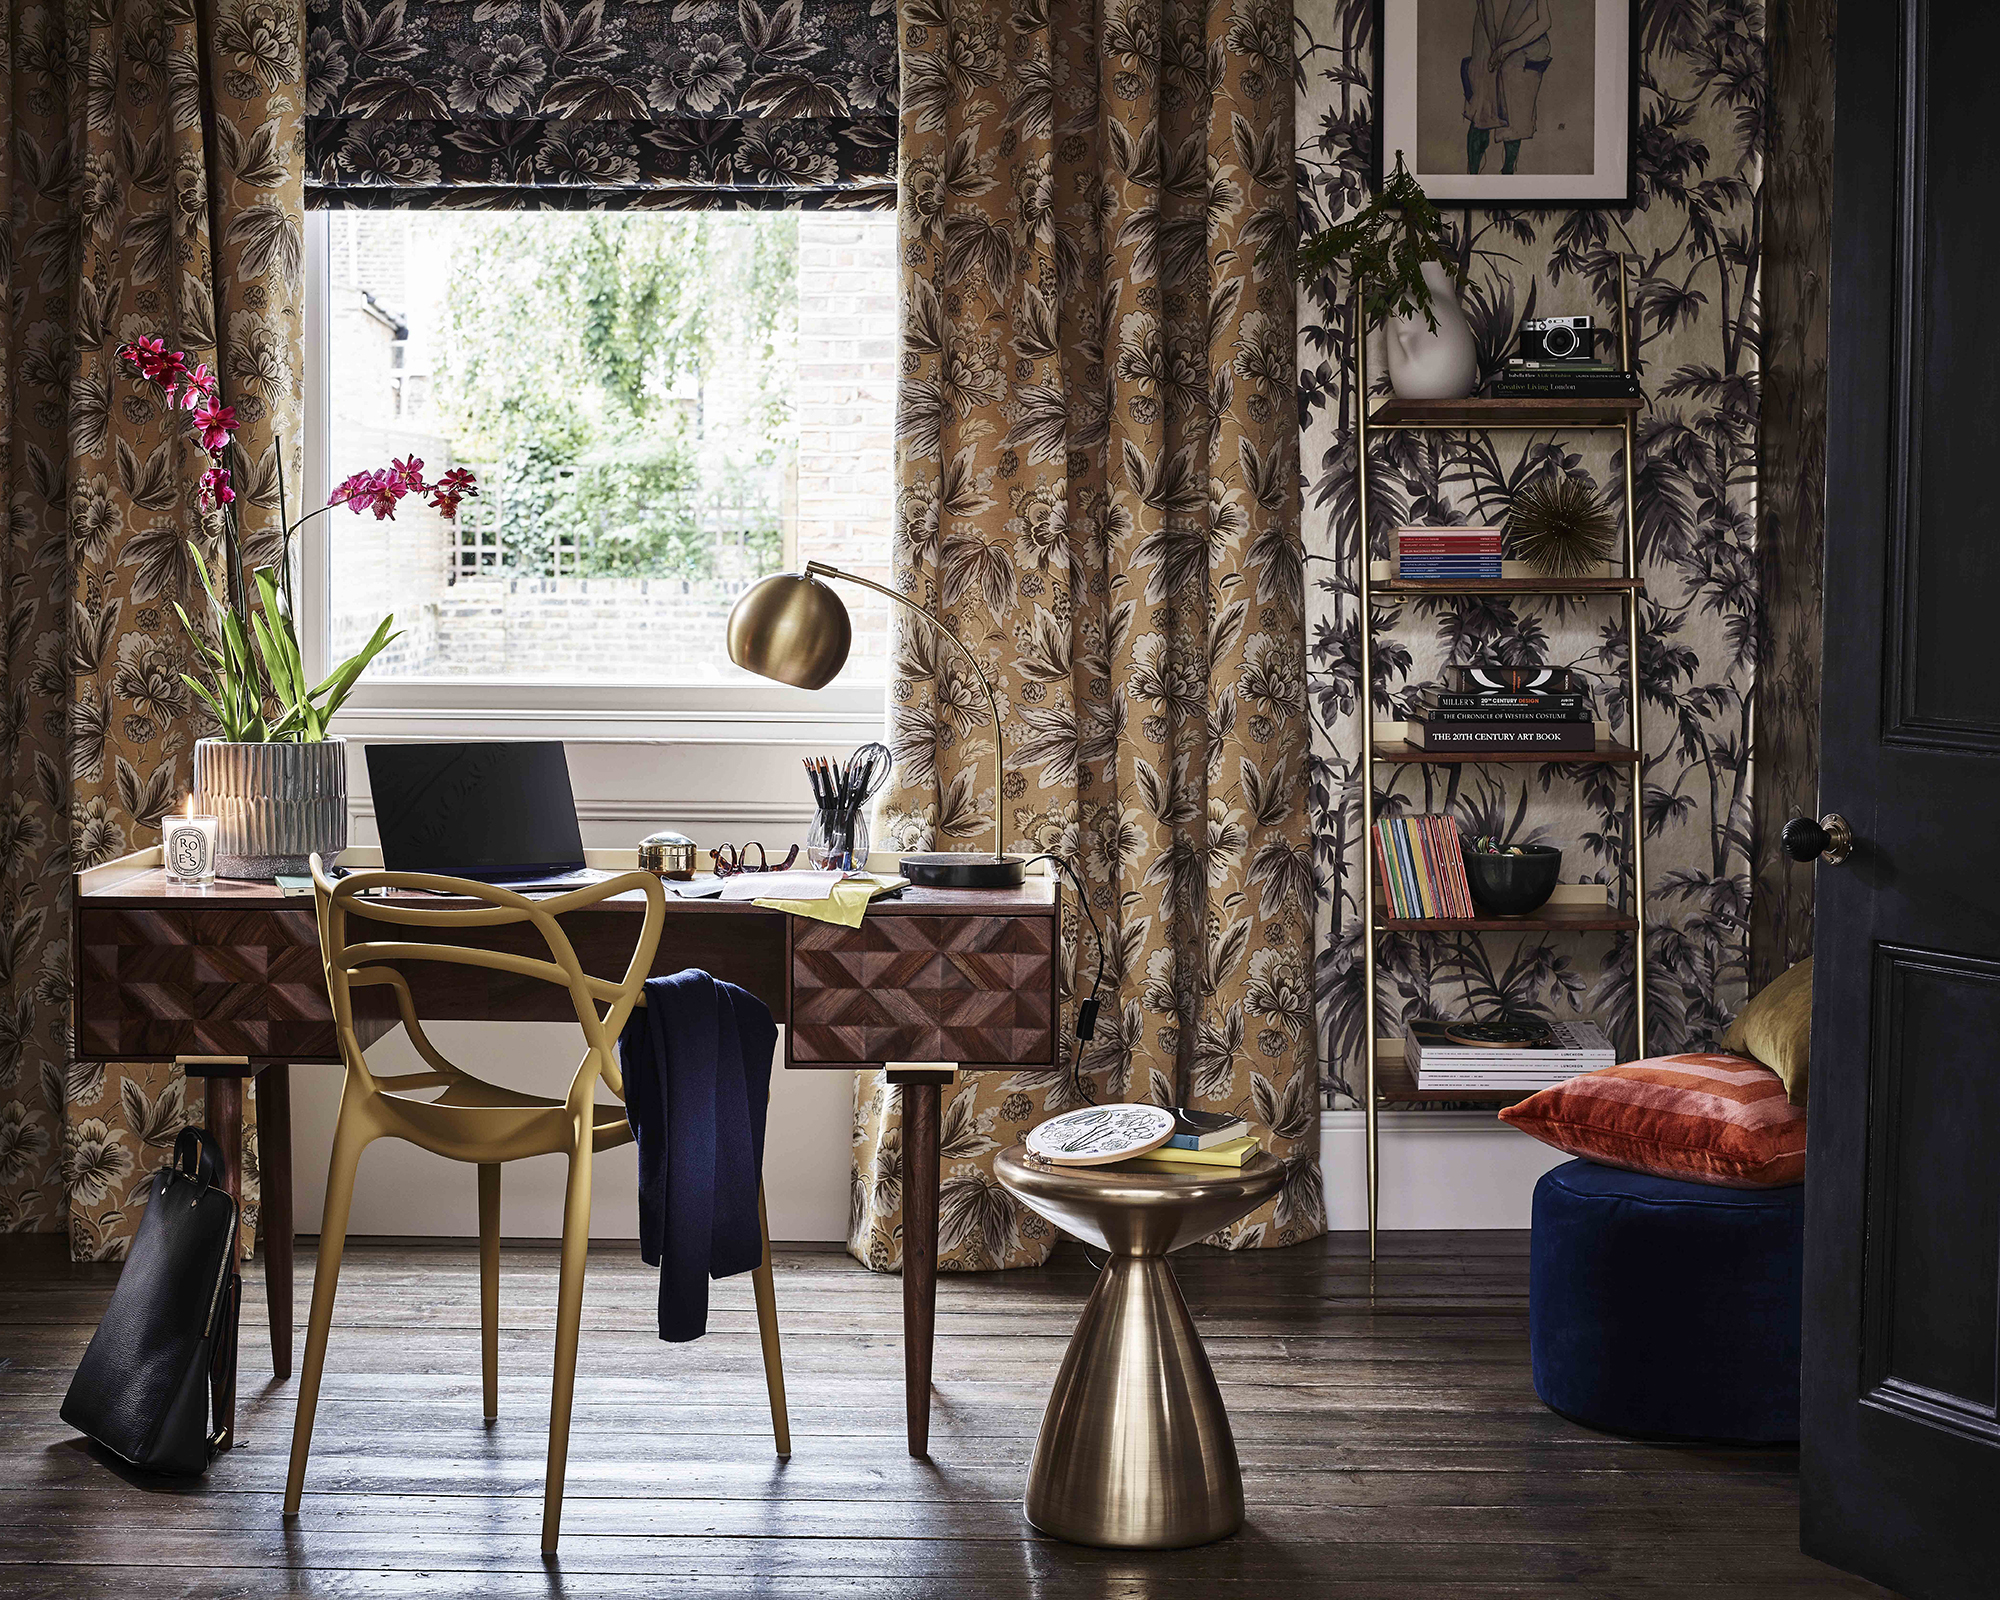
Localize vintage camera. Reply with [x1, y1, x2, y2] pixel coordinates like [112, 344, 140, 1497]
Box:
[1517, 316, 1597, 362]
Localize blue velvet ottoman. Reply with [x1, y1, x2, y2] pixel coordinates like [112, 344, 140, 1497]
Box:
[1528, 1159, 1804, 1443]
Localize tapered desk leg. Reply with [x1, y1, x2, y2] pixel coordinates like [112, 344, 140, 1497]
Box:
[257, 1063, 294, 1379]
[898, 1076, 943, 1458]
[196, 1063, 247, 1448]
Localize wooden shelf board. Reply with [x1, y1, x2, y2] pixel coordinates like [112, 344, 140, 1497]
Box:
[1371, 1051, 1534, 1105]
[1377, 577, 1641, 595]
[1373, 902, 1637, 933]
[1372, 739, 1640, 765]
[1367, 396, 1644, 430]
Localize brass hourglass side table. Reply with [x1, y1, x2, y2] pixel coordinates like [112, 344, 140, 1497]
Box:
[994, 1143, 1285, 1548]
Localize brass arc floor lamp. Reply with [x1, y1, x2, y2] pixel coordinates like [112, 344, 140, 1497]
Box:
[727, 561, 1026, 889]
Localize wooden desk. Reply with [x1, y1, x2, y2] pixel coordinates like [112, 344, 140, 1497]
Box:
[73, 850, 1060, 1455]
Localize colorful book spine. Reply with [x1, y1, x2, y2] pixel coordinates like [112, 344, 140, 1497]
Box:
[1372, 821, 1411, 917]
[1425, 816, 1475, 918]
[1391, 820, 1425, 916]
[1374, 816, 1474, 919]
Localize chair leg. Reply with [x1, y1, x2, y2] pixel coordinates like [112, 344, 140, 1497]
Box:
[478, 1162, 501, 1423]
[751, 1185, 791, 1458]
[283, 1107, 371, 1517]
[542, 1135, 593, 1555]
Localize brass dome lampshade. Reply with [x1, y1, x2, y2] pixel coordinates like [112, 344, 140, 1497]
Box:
[727, 562, 1025, 889]
[724, 571, 851, 689]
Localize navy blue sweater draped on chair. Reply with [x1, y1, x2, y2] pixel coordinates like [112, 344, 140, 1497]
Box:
[618, 970, 778, 1342]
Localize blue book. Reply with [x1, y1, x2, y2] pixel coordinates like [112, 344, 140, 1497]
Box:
[1167, 1109, 1250, 1149]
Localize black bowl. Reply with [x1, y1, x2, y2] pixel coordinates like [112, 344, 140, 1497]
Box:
[1461, 843, 1562, 917]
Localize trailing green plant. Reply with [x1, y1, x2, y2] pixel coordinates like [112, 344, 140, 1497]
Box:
[1295, 151, 1465, 330]
[119, 337, 478, 742]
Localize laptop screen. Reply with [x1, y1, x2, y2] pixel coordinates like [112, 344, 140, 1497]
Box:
[366, 742, 587, 880]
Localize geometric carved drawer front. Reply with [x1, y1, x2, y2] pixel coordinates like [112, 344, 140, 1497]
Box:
[76, 906, 340, 1062]
[789, 913, 1056, 1067]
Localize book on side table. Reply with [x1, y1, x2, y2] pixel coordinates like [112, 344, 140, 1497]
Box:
[1163, 1108, 1251, 1149]
[1121, 1135, 1262, 1171]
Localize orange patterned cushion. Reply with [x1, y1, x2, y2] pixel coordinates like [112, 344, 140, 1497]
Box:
[1499, 1053, 1807, 1189]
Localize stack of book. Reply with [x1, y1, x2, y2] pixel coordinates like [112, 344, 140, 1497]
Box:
[1121, 1109, 1261, 1171]
[1396, 526, 1502, 581]
[1371, 814, 1475, 920]
[1408, 1017, 1615, 1091]
[1485, 361, 1643, 401]
[1409, 665, 1596, 754]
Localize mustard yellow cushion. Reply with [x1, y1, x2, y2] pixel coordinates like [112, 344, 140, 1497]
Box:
[1722, 958, 1813, 1105]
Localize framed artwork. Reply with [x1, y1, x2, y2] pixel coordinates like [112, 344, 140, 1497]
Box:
[1372, 0, 1637, 208]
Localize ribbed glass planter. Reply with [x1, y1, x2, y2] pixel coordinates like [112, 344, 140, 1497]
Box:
[193, 738, 348, 879]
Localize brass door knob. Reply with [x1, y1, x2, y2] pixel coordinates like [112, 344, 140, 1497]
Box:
[1781, 813, 1853, 866]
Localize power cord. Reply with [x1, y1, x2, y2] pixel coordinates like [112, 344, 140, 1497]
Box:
[1018, 852, 1107, 1108]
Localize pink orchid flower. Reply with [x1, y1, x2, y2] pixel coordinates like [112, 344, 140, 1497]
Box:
[428, 466, 478, 521]
[192, 401, 237, 455]
[121, 332, 478, 530]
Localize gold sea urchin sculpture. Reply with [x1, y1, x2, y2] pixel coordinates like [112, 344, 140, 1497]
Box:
[1507, 475, 1616, 577]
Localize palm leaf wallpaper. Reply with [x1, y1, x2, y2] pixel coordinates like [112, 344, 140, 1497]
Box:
[1298, 0, 1824, 1108]
[1751, 0, 1833, 993]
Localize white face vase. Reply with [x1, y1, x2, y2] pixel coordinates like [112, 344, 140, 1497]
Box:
[1384, 262, 1478, 401]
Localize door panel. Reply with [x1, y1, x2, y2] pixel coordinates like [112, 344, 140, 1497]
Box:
[1900, 0, 2000, 744]
[1804, 0, 2000, 1594]
[1862, 949, 2000, 1422]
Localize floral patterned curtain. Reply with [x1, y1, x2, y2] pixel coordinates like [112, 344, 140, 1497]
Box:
[1, 0, 299, 1257]
[304, 0, 898, 207]
[848, 0, 1321, 1272]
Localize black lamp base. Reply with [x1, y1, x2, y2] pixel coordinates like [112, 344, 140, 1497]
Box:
[899, 853, 1027, 889]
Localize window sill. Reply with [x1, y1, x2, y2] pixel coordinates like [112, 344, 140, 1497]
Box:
[331, 677, 887, 743]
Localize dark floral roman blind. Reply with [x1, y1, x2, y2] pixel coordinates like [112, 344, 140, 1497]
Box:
[305, 0, 896, 208]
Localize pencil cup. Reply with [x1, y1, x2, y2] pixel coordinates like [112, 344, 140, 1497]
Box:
[807, 806, 870, 872]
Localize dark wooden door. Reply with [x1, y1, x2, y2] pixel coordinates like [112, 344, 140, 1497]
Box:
[1801, 2, 2000, 1594]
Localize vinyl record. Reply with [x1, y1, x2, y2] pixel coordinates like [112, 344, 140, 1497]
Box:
[1444, 1017, 1556, 1050]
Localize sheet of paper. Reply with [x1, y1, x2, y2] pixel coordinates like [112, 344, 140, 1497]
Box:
[715, 869, 847, 902]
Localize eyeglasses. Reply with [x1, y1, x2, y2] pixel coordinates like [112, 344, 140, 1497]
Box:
[710, 841, 801, 878]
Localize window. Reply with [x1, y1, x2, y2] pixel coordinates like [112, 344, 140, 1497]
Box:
[312, 209, 896, 690]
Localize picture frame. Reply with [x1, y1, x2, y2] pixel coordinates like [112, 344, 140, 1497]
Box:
[1371, 0, 1638, 209]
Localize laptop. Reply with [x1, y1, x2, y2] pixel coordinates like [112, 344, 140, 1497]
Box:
[365, 742, 597, 888]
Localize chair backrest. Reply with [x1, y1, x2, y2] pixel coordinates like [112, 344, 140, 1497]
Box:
[309, 856, 666, 1112]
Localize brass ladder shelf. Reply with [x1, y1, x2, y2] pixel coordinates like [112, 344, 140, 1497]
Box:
[1353, 254, 1649, 1258]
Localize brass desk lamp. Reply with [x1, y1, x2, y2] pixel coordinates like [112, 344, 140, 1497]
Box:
[727, 561, 1026, 889]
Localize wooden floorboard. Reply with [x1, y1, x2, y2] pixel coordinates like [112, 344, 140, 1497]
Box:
[0, 1232, 1894, 1597]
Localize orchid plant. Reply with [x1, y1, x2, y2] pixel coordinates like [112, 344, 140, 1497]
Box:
[118, 338, 477, 742]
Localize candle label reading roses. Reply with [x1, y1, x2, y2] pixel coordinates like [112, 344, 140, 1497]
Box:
[169, 830, 209, 877]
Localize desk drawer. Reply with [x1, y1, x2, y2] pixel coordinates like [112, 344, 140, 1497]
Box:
[789, 914, 1057, 1067]
[76, 905, 341, 1061]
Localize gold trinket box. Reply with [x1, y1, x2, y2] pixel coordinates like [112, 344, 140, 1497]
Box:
[637, 830, 697, 880]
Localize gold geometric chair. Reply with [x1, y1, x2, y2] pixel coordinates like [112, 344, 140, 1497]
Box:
[283, 858, 790, 1553]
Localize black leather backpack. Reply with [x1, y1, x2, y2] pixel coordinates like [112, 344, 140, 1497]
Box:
[61, 1127, 241, 1475]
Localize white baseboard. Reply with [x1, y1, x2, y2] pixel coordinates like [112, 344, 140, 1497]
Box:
[290, 1023, 856, 1243]
[291, 1041, 1557, 1243]
[1320, 1108, 1566, 1231]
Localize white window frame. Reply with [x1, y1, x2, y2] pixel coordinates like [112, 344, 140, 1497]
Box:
[302, 209, 887, 746]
